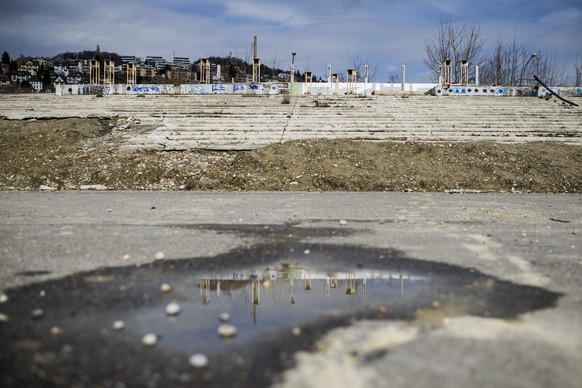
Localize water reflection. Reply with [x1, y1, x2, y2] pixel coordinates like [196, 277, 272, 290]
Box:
[130, 263, 429, 353]
[197, 264, 428, 324]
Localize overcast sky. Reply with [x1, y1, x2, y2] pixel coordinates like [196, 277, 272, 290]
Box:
[1, 0, 580, 82]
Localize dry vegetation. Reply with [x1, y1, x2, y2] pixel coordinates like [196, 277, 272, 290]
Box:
[1, 117, 581, 193]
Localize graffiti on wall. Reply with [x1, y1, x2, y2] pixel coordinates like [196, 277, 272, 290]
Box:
[130, 85, 161, 93]
[182, 85, 207, 94]
[81, 85, 112, 95]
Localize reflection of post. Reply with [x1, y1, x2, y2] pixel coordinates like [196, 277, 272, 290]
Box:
[252, 280, 260, 324]
[290, 279, 296, 305]
[399, 273, 404, 296]
[346, 274, 356, 295]
[200, 279, 211, 305]
[363, 278, 367, 297]
[304, 271, 312, 290]
[252, 280, 260, 305]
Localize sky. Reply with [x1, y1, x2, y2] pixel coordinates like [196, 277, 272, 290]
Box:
[1, 0, 581, 82]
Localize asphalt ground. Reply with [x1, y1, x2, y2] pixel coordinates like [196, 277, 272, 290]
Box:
[0, 192, 581, 387]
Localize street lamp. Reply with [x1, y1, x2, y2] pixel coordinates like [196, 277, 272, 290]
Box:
[520, 53, 537, 86]
[291, 52, 296, 83]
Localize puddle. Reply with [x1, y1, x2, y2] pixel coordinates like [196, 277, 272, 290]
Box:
[0, 241, 560, 387]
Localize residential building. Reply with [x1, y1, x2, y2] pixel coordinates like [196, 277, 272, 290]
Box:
[173, 57, 191, 70]
[145, 56, 167, 72]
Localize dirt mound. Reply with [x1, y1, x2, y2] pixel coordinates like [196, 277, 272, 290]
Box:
[1, 118, 581, 193]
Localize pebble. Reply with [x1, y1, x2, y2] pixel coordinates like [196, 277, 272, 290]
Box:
[122, 254, 131, 261]
[219, 313, 231, 322]
[0, 313, 8, 322]
[292, 327, 302, 336]
[339, 219, 348, 225]
[31, 308, 44, 319]
[112, 320, 125, 331]
[160, 283, 172, 293]
[50, 326, 62, 335]
[39, 185, 57, 192]
[303, 249, 310, 255]
[142, 333, 158, 346]
[0, 293, 7, 303]
[217, 324, 237, 338]
[165, 302, 181, 316]
[154, 252, 165, 260]
[189, 353, 209, 368]
[262, 280, 272, 289]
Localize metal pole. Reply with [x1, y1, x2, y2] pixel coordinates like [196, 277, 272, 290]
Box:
[291, 52, 296, 83]
[401, 65, 405, 91]
[520, 53, 537, 86]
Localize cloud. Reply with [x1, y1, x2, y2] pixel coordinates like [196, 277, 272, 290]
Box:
[0, 0, 579, 82]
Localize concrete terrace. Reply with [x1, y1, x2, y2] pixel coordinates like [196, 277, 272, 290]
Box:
[0, 94, 581, 150]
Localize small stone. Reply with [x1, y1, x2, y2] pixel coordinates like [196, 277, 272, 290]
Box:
[50, 326, 62, 335]
[303, 249, 310, 255]
[31, 308, 44, 319]
[0, 293, 7, 303]
[189, 353, 209, 368]
[339, 219, 348, 226]
[165, 302, 181, 316]
[262, 280, 272, 289]
[79, 184, 108, 191]
[112, 320, 125, 331]
[292, 327, 301, 336]
[377, 306, 388, 316]
[142, 333, 158, 346]
[39, 185, 57, 192]
[160, 283, 172, 293]
[122, 254, 131, 261]
[217, 324, 237, 338]
[154, 252, 165, 260]
[219, 313, 231, 322]
[0, 313, 8, 322]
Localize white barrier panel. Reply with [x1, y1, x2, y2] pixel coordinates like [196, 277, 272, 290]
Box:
[56, 83, 290, 96]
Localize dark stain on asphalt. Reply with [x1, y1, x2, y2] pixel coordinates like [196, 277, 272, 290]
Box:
[0, 224, 561, 388]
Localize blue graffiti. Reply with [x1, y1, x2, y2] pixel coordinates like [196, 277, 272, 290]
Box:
[494, 88, 509, 96]
[131, 85, 160, 93]
[574, 88, 582, 97]
[451, 87, 467, 95]
[249, 84, 259, 90]
[233, 85, 246, 92]
[211, 84, 226, 92]
[183, 85, 206, 94]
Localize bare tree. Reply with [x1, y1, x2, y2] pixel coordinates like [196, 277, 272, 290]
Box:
[480, 33, 529, 85]
[479, 31, 569, 87]
[424, 18, 485, 83]
[348, 55, 378, 82]
[268, 53, 282, 80]
[387, 69, 400, 83]
[536, 52, 568, 86]
[575, 57, 582, 87]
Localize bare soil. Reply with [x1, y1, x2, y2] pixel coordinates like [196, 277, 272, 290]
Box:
[1, 117, 581, 193]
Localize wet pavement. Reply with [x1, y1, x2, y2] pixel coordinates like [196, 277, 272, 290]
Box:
[1, 192, 581, 387]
